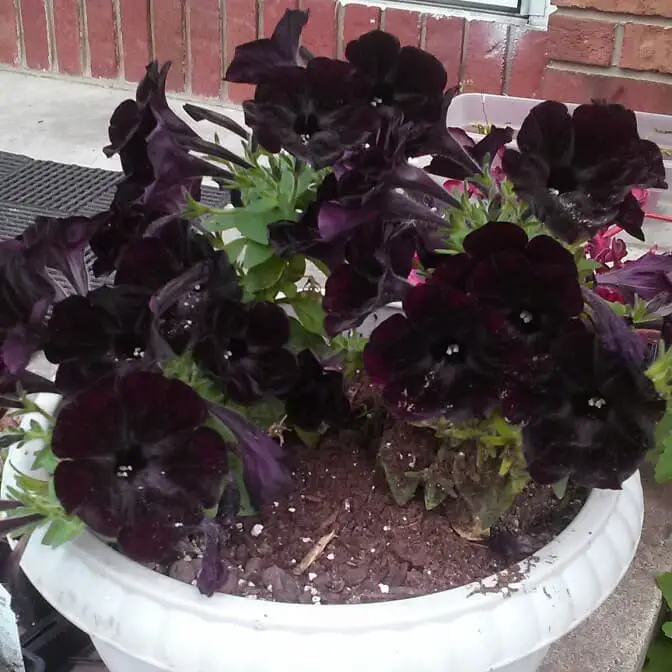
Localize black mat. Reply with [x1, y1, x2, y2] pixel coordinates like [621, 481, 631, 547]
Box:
[0, 150, 230, 239]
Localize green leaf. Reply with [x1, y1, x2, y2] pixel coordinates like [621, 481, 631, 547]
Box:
[657, 572, 672, 607]
[655, 435, 672, 483]
[229, 453, 256, 517]
[381, 461, 421, 506]
[296, 428, 320, 447]
[287, 317, 325, 353]
[663, 622, 672, 640]
[291, 295, 325, 335]
[243, 240, 275, 268]
[551, 475, 569, 500]
[205, 208, 284, 245]
[284, 255, 307, 284]
[223, 237, 247, 263]
[41, 517, 84, 548]
[242, 256, 286, 294]
[424, 478, 450, 511]
[644, 634, 672, 672]
[32, 445, 58, 473]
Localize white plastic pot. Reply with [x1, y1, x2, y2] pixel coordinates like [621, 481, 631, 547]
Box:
[1, 395, 644, 672]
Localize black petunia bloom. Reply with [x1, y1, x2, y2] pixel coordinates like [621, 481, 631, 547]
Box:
[502, 100, 667, 243]
[316, 118, 458, 242]
[363, 273, 514, 421]
[520, 321, 665, 489]
[322, 219, 415, 336]
[345, 30, 447, 122]
[44, 286, 152, 393]
[52, 371, 230, 563]
[104, 61, 242, 218]
[225, 9, 311, 85]
[283, 350, 349, 431]
[243, 58, 377, 169]
[193, 300, 298, 404]
[434, 222, 584, 348]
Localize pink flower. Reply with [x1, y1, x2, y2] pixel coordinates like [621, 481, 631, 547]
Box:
[586, 226, 628, 270]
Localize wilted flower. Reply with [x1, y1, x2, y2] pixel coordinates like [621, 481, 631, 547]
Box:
[585, 226, 627, 269]
[345, 30, 447, 122]
[323, 220, 415, 335]
[243, 58, 377, 169]
[363, 275, 513, 421]
[19, 214, 103, 296]
[595, 250, 672, 303]
[283, 350, 349, 431]
[193, 301, 297, 403]
[225, 9, 310, 84]
[427, 126, 514, 181]
[521, 321, 664, 489]
[502, 100, 667, 243]
[52, 371, 229, 563]
[0, 242, 55, 376]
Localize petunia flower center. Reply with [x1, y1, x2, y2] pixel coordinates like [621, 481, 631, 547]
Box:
[511, 307, 542, 334]
[294, 113, 321, 143]
[572, 392, 609, 419]
[369, 82, 394, 108]
[115, 442, 148, 480]
[431, 338, 466, 364]
[548, 166, 577, 194]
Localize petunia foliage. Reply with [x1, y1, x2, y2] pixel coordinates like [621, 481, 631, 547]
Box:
[1, 7, 670, 599]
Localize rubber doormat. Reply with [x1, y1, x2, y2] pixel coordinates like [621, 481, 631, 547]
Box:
[0, 151, 231, 238]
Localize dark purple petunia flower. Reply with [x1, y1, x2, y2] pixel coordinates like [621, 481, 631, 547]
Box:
[520, 321, 665, 489]
[193, 300, 298, 404]
[502, 100, 667, 243]
[322, 220, 415, 336]
[19, 214, 103, 296]
[52, 371, 230, 563]
[363, 275, 514, 421]
[103, 61, 240, 218]
[316, 118, 458, 242]
[435, 221, 584, 347]
[243, 58, 378, 169]
[225, 9, 310, 85]
[282, 350, 350, 431]
[0, 241, 55, 376]
[595, 251, 672, 304]
[44, 286, 152, 386]
[345, 30, 447, 123]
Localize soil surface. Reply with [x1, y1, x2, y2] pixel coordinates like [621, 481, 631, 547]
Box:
[160, 426, 587, 605]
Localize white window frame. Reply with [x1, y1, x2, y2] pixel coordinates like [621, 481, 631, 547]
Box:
[342, 0, 553, 29]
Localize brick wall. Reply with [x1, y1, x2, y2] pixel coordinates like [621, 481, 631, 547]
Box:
[0, 0, 670, 114]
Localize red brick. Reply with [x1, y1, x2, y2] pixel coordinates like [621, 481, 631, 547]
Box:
[86, 0, 118, 78]
[189, 0, 221, 97]
[21, 0, 50, 70]
[0, 0, 18, 65]
[225, 0, 257, 103]
[507, 27, 548, 98]
[120, 0, 151, 82]
[463, 21, 507, 95]
[425, 16, 464, 88]
[548, 15, 614, 67]
[53, 0, 81, 74]
[541, 68, 672, 114]
[300, 0, 336, 57]
[383, 8, 420, 48]
[264, 0, 297, 36]
[555, 0, 672, 20]
[620, 23, 672, 75]
[152, 0, 185, 90]
[341, 3, 380, 57]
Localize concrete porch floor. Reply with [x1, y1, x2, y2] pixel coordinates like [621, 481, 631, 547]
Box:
[1, 68, 671, 672]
